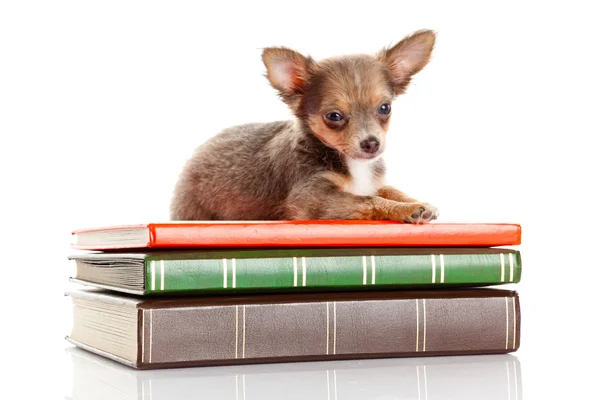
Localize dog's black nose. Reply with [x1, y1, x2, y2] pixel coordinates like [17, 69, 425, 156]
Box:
[360, 137, 380, 154]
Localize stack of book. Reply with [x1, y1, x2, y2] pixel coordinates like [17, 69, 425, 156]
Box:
[66, 221, 522, 369]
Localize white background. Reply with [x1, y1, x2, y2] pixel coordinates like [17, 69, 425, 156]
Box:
[1, 0, 599, 398]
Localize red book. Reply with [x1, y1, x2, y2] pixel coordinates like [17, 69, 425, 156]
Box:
[71, 221, 521, 250]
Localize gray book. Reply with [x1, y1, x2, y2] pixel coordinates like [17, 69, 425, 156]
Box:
[66, 288, 520, 369]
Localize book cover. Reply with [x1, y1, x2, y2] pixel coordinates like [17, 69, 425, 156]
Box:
[66, 288, 521, 369]
[69, 247, 522, 295]
[71, 221, 522, 250]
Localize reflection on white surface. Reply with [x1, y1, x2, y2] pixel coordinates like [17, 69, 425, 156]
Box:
[67, 347, 522, 400]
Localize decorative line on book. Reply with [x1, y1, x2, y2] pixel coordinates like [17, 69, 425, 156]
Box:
[242, 305, 246, 358]
[235, 305, 239, 359]
[326, 302, 330, 355]
[302, 257, 307, 287]
[415, 299, 419, 352]
[423, 299, 427, 352]
[293, 257, 298, 287]
[505, 297, 509, 349]
[223, 259, 228, 289]
[160, 260, 165, 291]
[371, 255, 376, 284]
[431, 255, 436, 283]
[500, 254, 505, 282]
[513, 360, 519, 400]
[440, 254, 445, 283]
[232, 258, 237, 289]
[150, 261, 156, 291]
[149, 310, 153, 363]
[362, 256, 367, 285]
[141, 310, 145, 363]
[512, 297, 517, 349]
[333, 302, 337, 355]
[235, 375, 239, 400]
[509, 253, 514, 282]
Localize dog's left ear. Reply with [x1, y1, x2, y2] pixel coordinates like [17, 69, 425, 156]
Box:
[262, 47, 312, 111]
[379, 30, 436, 95]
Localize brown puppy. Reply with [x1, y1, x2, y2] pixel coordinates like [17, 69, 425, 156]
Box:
[171, 29, 439, 223]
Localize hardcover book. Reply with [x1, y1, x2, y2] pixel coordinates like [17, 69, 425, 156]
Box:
[69, 247, 522, 295]
[68, 346, 522, 400]
[66, 288, 521, 369]
[71, 221, 521, 250]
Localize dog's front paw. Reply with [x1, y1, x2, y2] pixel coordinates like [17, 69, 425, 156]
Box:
[400, 203, 439, 224]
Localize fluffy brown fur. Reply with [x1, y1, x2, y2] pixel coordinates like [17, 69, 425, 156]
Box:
[171, 29, 439, 223]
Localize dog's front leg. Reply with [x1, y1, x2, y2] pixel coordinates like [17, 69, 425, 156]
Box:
[377, 186, 439, 221]
[377, 186, 418, 202]
[284, 177, 437, 223]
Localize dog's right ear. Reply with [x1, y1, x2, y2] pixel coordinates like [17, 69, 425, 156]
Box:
[262, 47, 312, 110]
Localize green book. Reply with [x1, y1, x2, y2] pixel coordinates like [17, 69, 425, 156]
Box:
[69, 247, 521, 295]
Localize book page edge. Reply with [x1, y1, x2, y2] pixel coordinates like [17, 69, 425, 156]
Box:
[69, 278, 146, 296]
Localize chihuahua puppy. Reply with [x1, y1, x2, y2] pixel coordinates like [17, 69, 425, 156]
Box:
[171, 29, 438, 223]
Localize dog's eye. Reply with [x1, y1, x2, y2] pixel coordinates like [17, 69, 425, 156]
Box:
[378, 103, 391, 115]
[325, 112, 344, 122]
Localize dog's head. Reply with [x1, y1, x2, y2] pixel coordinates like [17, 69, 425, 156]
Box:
[262, 30, 435, 161]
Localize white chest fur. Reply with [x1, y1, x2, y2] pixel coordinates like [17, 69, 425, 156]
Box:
[344, 157, 382, 196]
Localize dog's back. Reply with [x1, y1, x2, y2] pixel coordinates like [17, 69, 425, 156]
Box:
[170, 120, 321, 220]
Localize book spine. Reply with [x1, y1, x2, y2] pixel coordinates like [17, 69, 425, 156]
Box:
[144, 251, 522, 293]
[149, 223, 522, 248]
[139, 293, 520, 366]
